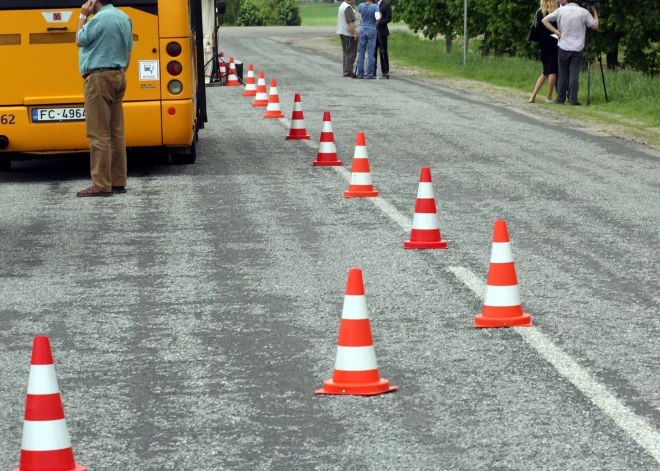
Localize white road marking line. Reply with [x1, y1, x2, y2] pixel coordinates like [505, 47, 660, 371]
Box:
[449, 266, 660, 464]
[273, 115, 660, 462]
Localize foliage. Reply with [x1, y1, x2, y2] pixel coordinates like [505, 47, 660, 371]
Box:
[236, 0, 264, 26]
[218, 0, 240, 26]
[391, 0, 660, 75]
[235, 0, 301, 26]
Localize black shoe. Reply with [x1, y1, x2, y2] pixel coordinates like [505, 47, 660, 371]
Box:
[569, 101, 582, 106]
[111, 186, 127, 194]
[552, 100, 565, 105]
[383, 74, 390, 79]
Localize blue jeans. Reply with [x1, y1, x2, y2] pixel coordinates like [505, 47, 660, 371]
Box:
[357, 29, 377, 78]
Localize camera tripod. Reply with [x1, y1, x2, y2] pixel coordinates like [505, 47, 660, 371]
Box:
[584, 5, 609, 105]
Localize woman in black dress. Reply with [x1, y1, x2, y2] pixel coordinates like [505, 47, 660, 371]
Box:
[529, 0, 559, 103]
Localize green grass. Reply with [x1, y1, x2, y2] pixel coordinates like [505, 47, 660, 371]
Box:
[333, 31, 660, 141]
[299, 2, 404, 27]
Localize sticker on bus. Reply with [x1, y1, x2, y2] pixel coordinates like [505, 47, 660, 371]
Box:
[139, 60, 160, 81]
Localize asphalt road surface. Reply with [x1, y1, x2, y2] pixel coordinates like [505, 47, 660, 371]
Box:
[1, 27, 659, 471]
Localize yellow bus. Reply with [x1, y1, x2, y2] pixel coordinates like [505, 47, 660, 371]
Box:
[0, 0, 213, 170]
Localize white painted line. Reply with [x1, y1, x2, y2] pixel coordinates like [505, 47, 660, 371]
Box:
[275, 116, 660, 462]
[449, 266, 660, 464]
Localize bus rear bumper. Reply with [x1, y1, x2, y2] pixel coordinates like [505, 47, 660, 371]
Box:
[0, 100, 195, 156]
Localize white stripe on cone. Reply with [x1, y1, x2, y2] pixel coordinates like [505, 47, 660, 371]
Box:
[341, 295, 369, 320]
[490, 242, 514, 263]
[354, 146, 368, 159]
[483, 285, 521, 307]
[27, 365, 60, 395]
[318, 142, 337, 153]
[350, 173, 373, 185]
[290, 119, 306, 128]
[334, 346, 378, 371]
[416, 182, 434, 199]
[255, 91, 267, 100]
[21, 419, 72, 451]
[322, 122, 334, 133]
[411, 213, 439, 230]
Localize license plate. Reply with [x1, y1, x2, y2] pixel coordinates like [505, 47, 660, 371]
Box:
[32, 107, 86, 122]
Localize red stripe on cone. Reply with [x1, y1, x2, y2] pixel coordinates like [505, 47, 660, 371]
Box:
[315, 268, 398, 396]
[24, 394, 65, 421]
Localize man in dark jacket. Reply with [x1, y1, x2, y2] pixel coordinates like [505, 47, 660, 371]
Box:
[373, 0, 392, 79]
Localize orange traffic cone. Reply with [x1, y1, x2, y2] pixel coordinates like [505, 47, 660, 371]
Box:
[404, 167, 448, 249]
[312, 111, 342, 167]
[263, 79, 285, 119]
[474, 220, 532, 328]
[285, 94, 311, 140]
[219, 54, 227, 84]
[12, 336, 87, 471]
[315, 268, 398, 396]
[344, 132, 378, 197]
[242, 64, 257, 97]
[225, 57, 241, 86]
[252, 71, 268, 107]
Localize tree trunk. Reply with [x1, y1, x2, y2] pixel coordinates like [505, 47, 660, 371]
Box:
[481, 32, 490, 57]
[446, 38, 453, 54]
[606, 46, 619, 71]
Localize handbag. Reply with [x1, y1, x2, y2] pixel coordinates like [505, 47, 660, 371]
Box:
[527, 9, 540, 43]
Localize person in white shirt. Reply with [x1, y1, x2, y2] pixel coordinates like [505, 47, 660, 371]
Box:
[337, 0, 359, 78]
[543, 1, 598, 105]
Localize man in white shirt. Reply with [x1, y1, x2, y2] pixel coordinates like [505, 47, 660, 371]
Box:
[543, 1, 598, 105]
[337, 0, 359, 78]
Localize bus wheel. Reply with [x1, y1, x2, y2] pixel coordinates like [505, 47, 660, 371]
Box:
[0, 158, 11, 171]
[172, 140, 197, 165]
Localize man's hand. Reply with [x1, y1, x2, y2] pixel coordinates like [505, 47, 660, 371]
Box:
[555, 30, 562, 38]
[80, 0, 94, 17]
[353, 33, 358, 40]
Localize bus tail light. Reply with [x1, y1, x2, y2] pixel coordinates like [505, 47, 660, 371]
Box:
[166, 42, 182, 57]
[167, 61, 182, 76]
[168, 80, 183, 95]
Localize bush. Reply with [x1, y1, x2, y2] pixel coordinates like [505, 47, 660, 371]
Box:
[236, 0, 265, 26]
[275, 0, 302, 26]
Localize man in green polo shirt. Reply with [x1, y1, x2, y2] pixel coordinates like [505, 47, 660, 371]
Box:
[75, 0, 134, 197]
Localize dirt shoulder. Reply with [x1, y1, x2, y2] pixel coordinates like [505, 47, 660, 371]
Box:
[272, 35, 660, 157]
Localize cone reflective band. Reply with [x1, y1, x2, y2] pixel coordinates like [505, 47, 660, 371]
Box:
[263, 78, 285, 119]
[225, 57, 241, 86]
[285, 93, 311, 140]
[218, 52, 226, 77]
[404, 167, 448, 249]
[474, 220, 532, 328]
[242, 64, 257, 97]
[12, 336, 87, 471]
[315, 268, 398, 396]
[252, 71, 268, 107]
[312, 111, 342, 166]
[344, 132, 378, 197]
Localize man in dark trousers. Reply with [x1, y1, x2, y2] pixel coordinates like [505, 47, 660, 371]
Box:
[373, 0, 392, 79]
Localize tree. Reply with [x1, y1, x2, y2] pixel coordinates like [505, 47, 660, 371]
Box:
[393, 0, 462, 52]
[236, 0, 265, 26]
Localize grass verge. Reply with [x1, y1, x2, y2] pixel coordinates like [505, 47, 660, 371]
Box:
[299, 2, 404, 27]
[332, 31, 660, 146]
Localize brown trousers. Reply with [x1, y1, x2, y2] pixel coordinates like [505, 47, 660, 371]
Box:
[84, 70, 128, 192]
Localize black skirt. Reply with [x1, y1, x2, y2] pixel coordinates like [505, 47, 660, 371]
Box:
[541, 44, 559, 75]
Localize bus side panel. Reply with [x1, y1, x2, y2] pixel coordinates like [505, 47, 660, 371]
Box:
[161, 100, 194, 146]
[0, 102, 162, 153]
[158, 0, 190, 38]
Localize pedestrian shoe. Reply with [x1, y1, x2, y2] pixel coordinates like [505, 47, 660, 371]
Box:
[552, 100, 565, 105]
[383, 74, 390, 79]
[112, 186, 127, 194]
[76, 184, 113, 197]
[342, 74, 352, 78]
[570, 101, 582, 106]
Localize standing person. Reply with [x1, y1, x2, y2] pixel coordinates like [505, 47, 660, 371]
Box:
[528, 0, 559, 103]
[373, 0, 392, 79]
[542, 0, 598, 106]
[75, 0, 134, 197]
[337, 0, 359, 78]
[357, 0, 380, 79]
